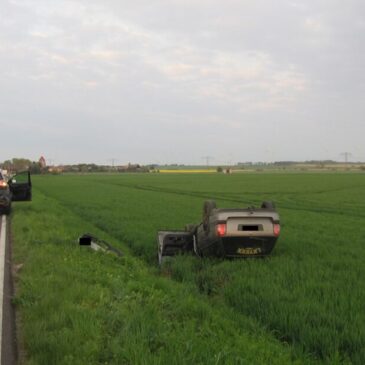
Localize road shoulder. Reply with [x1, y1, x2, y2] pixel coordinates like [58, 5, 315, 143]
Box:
[1, 215, 17, 365]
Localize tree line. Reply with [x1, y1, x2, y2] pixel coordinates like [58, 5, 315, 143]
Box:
[1, 158, 42, 174]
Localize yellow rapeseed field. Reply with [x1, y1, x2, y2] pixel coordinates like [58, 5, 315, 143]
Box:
[159, 169, 216, 173]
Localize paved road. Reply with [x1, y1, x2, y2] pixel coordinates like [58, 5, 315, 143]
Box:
[0, 215, 17, 365]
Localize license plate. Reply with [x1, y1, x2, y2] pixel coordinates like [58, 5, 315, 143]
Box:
[237, 247, 262, 255]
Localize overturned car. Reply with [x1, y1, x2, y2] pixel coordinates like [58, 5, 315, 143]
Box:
[158, 200, 280, 264]
[0, 171, 32, 215]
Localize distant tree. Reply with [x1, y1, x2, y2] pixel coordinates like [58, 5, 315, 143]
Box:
[80, 165, 88, 173]
[1, 160, 12, 171]
[14, 158, 32, 171]
[1, 158, 32, 172]
[217, 166, 223, 173]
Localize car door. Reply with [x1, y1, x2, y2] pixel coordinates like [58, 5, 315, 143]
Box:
[9, 171, 32, 201]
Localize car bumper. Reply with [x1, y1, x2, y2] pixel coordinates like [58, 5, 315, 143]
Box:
[0, 192, 11, 208]
[200, 236, 278, 257]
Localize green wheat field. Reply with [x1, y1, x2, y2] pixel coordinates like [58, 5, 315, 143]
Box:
[12, 172, 365, 364]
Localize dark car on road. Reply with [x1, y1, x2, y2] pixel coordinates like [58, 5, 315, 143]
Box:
[0, 171, 32, 214]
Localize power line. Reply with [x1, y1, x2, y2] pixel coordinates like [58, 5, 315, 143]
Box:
[201, 156, 214, 166]
[107, 158, 118, 168]
[340, 152, 352, 164]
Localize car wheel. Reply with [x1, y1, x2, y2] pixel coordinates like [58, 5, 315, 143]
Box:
[203, 200, 216, 230]
[261, 201, 275, 209]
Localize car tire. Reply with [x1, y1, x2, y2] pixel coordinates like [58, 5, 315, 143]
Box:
[203, 200, 216, 231]
[261, 201, 275, 209]
[4, 204, 11, 215]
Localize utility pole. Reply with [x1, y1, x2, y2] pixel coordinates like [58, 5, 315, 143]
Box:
[340, 152, 352, 164]
[202, 156, 214, 166]
[107, 158, 118, 171]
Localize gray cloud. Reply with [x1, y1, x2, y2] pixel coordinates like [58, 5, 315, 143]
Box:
[0, 0, 364, 164]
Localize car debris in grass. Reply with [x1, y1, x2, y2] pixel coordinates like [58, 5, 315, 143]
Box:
[78, 233, 123, 257]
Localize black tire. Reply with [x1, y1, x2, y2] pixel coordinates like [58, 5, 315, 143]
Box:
[261, 201, 275, 209]
[5, 204, 11, 215]
[203, 200, 216, 230]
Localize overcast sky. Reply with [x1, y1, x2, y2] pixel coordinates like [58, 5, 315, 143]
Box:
[0, 0, 364, 165]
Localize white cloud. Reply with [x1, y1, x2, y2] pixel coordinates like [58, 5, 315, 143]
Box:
[304, 16, 324, 32]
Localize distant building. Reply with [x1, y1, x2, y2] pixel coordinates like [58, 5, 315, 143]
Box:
[116, 163, 148, 173]
[39, 156, 46, 168]
[48, 166, 64, 174]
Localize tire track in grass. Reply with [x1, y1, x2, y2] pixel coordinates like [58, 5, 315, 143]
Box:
[86, 179, 365, 219]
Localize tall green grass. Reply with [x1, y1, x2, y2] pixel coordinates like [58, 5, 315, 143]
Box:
[19, 172, 365, 364]
[12, 189, 296, 364]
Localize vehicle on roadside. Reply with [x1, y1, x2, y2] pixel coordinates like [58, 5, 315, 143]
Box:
[158, 200, 280, 264]
[0, 171, 32, 215]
